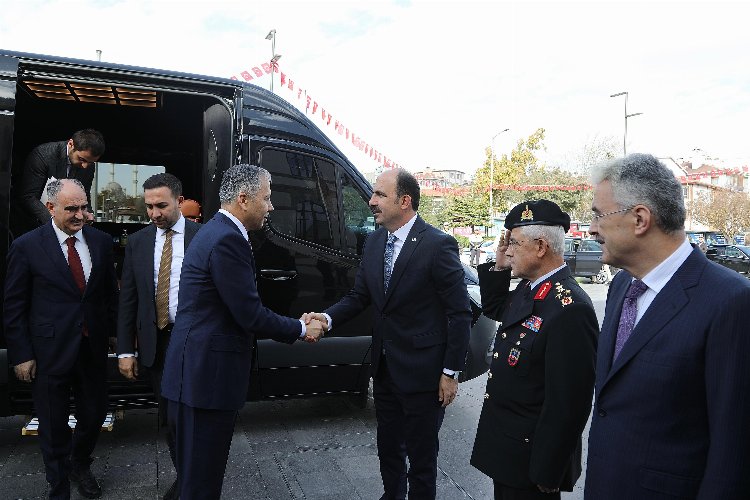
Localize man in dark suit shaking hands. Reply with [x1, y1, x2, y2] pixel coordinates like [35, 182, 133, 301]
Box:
[305, 168, 471, 499]
[116, 173, 200, 500]
[584, 154, 750, 499]
[4, 179, 118, 499]
[161, 164, 325, 499]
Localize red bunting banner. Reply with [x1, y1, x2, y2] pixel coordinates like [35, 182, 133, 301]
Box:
[232, 61, 402, 170]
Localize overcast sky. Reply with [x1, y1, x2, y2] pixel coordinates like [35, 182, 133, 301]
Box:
[2, 0, 748, 176]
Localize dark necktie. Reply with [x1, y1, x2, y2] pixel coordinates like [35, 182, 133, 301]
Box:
[66, 236, 88, 336]
[383, 233, 397, 292]
[613, 279, 649, 360]
[156, 229, 173, 330]
[66, 237, 86, 293]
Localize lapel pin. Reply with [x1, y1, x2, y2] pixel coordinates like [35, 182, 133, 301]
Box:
[411, 237, 417, 242]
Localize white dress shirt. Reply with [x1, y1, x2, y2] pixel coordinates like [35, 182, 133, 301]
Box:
[530, 263, 567, 291]
[633, 238, 693, 327]
[153, 215, 186, 324]
[51, 221, 92, 282]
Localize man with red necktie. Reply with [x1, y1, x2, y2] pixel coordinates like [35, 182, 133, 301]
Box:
[4, 178, 118, 499]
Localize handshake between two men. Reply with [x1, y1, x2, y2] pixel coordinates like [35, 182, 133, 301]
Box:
[300, 312, 329, 343]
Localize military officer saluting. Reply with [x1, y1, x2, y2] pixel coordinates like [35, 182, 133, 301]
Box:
[471, 200, 598, 500]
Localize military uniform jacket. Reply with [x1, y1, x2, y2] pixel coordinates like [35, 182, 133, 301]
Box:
[470, 263, 598, 491]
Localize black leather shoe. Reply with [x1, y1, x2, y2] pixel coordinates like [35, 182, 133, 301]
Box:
[69, 467, 102, 499]
[164, 478, 179, 500]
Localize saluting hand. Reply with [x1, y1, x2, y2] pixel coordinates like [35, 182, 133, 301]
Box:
[494, 230, 512, 270]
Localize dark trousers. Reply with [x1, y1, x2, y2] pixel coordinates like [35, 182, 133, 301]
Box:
[168, 399, 237, 500]
[493, 481, 561, 500]
[144, 326, 176, 467]
[374, 358, 445, 500]
[32, 338, 107, 500]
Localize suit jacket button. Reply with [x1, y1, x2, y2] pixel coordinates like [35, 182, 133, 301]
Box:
[598, 409, 607, 417]
[501, 332, 507, 339]
[484, 393, 489, 399]
[524, 438, 529, 443]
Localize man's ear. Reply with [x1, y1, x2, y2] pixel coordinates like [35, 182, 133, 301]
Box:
[401, 194, 412, 210]
[46, 201, 54, 214]
[633, 205, 651, 235]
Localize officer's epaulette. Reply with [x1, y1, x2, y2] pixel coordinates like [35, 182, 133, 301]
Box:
[554, 282, 573, 307]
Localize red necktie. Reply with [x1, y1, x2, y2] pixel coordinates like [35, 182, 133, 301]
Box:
[66, 237, 88, 336]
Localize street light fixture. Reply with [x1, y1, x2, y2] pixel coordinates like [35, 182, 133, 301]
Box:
[266, 29, 281, 93]
[489, 128, 510, 226]
[610, 91, 643, 156]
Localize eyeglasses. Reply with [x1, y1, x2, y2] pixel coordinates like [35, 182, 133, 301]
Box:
[508, 238, 541, 248]
[591, 206, 634, 221]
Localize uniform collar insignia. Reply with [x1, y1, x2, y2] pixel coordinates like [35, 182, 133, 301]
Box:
[534, 281, 552, 300]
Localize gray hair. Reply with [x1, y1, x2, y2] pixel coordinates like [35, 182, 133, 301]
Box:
[518, 224, 565, 256]
[218, 164, 270, 204]
[47, 178, 86, 204]
[590, 153, 685, 233]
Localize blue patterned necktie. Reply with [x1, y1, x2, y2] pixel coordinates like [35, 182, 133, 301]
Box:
[383, 233, 397, 292]
[613, 279, 649, 360]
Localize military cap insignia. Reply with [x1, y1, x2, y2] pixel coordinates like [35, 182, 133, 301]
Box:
[521, 205, 534, 221]
[554, 282, 573, 307]
[521, 315, 543, 332]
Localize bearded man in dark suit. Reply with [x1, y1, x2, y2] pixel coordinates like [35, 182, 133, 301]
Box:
[116, 173, 200, 500]
[19, 129, 105, 226]
[305, 168, 472, 500]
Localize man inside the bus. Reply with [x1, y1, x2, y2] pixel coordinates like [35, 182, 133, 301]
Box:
[18, 128, 105, 227]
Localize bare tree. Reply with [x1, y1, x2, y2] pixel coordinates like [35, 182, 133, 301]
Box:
[690, 190, 750, 239]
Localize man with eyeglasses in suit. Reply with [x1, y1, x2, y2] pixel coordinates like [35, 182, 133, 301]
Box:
[471, 199, 598, 500]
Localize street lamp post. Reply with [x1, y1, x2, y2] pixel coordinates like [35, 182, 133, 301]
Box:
[610, 91, 643, 156]
[265, 29, 281, 93]
[489, 128, 510, 226]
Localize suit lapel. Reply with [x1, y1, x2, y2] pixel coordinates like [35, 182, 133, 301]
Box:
[601, 249, 705, 389]
[40, 222, 81, 295]
[82, 226, 99, 296]
[184, 220, 199, 248]
[383, 218, 425, 305]
[143, 225, 158, 300]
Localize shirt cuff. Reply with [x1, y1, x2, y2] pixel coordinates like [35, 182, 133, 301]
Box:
[298, 319, 306, 338]
[118, 353, 136, 359]
[442, 369, 459, 376]
[322, 313, 333, 331]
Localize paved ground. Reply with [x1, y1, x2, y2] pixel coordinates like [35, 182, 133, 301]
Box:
[0, 281, 608, 499]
